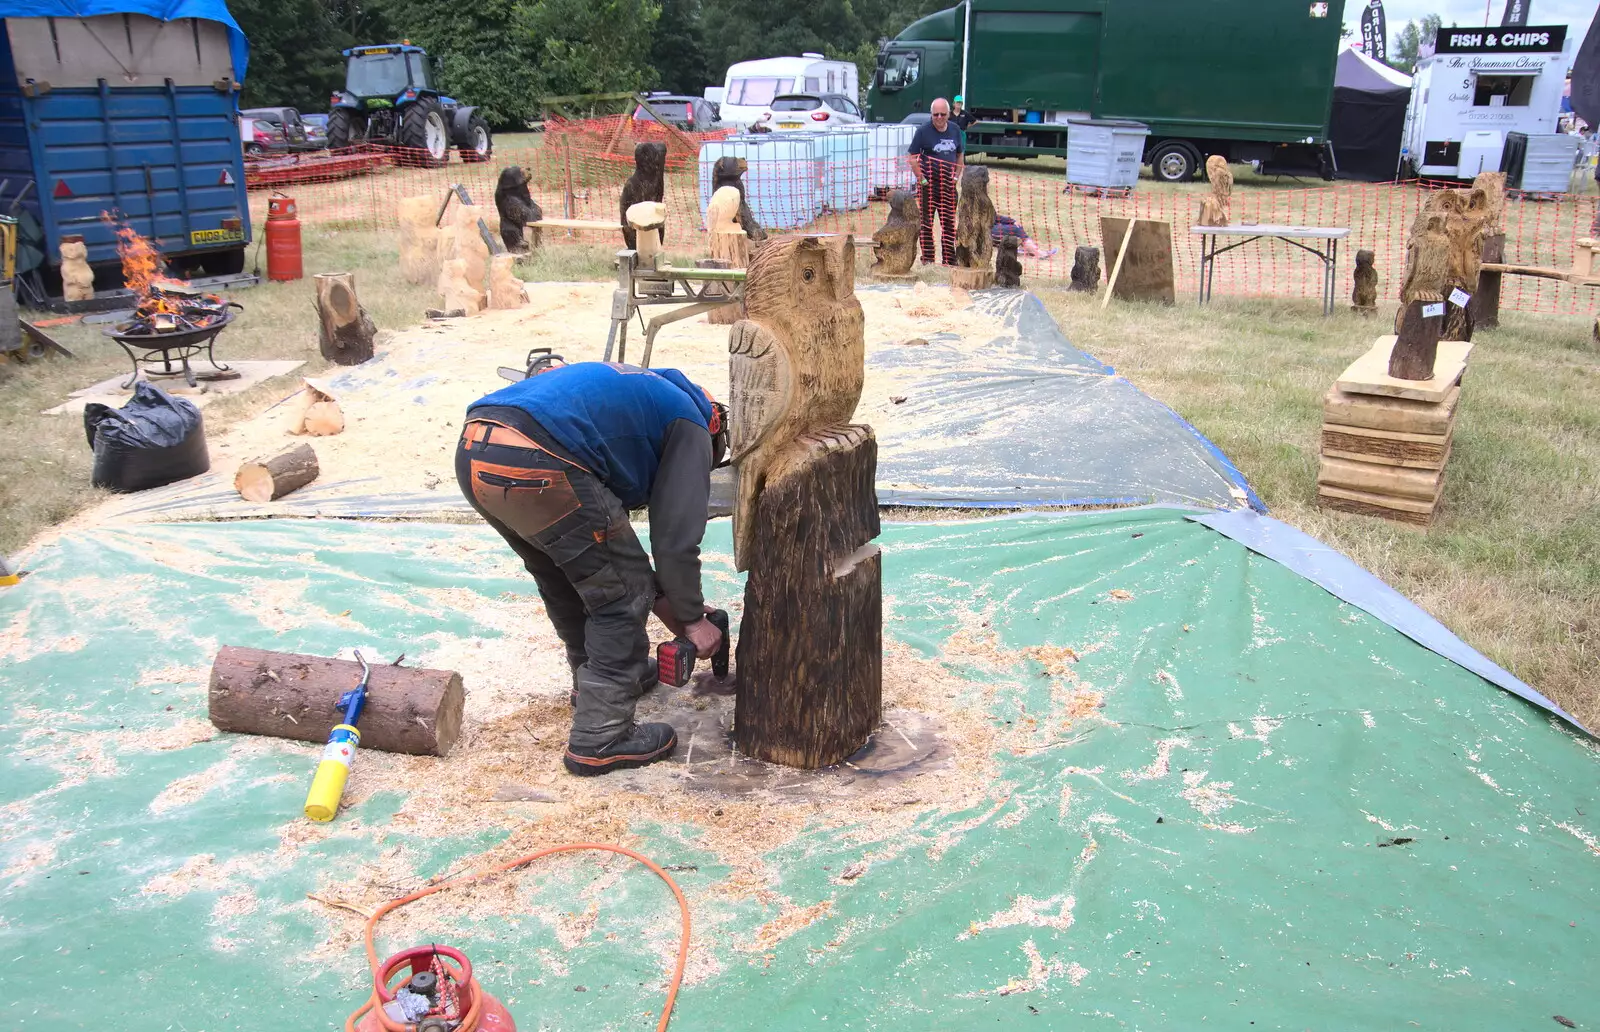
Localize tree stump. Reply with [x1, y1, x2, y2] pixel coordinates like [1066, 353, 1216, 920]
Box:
[1069, 245, 1100, 292]
[1471, 232, 1504, 330]
[734, 425, 882, 769]
[314, 273, 376, 365]
[208, 645, 464, 756]
[1388, 299, 1442, 380]
[234, 443, 318, 502]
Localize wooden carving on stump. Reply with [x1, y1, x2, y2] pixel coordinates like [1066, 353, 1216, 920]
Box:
[494, 166, 543, 253]
[1196, 156, 1233, 227]
[870, 188, 919, 280]
[1069, 245, 1100, 292]
[619, 142, 667, 249]
[1390, 212, 1450, 380]
[951, 166, 996, 290]
[712, 156, 766, 243]
[728, 235, 881, 769]
[995, 235, 1023, 288]
[1351, 249, 1378, 314]
[705, 186, 749, 325]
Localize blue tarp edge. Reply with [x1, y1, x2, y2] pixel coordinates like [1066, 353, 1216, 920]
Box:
[1190, 508, 1591, 736]
[0, 0, 249, 79]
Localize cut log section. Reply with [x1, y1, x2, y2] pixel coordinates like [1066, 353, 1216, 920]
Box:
[285, 378, 345, 437]
[209, 645, 464, 756]
[314, 272, 377, 366]
[235, 443, 319, 502]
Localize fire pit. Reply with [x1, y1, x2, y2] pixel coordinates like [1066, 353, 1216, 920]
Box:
[103, 284, 243, 389]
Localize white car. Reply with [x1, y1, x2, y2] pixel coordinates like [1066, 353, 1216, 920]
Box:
[752, 93, 864, 132]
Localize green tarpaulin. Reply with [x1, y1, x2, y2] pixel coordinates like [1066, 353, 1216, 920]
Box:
[1, 509, 1595, 1029]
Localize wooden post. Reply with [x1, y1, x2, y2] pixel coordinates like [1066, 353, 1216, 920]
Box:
[728, 235, 881, 769]
[563, 135, 575, 227]
[1471, 232, 1504, 330]
[208, 645, 464, 756]
[234, 443, 319, 502]
[1388, 300, 1442, 380]
[314, 272, 377, 365]
[1101, 217, 1138, 309]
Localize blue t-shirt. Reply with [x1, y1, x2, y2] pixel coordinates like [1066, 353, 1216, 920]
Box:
[469, 363, 713, 509]
[908, 120, 964, 165]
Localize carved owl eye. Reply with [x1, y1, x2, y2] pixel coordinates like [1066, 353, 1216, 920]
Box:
[802, 266, 816, 283]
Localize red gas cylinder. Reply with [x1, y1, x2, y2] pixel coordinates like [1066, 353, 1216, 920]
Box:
[265, 193, 302, 282]
[354, 945, 516, 1032]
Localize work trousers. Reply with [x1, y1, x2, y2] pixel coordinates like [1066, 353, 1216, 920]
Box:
[918, 161, 958, 266]
[455, 417, 656, 750]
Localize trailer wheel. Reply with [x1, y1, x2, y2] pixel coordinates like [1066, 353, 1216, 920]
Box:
[1150, 142, 1199, 183]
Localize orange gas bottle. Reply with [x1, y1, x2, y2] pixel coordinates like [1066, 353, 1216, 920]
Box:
[265, 193, 302, 281]
[353, 945, 516, 1032]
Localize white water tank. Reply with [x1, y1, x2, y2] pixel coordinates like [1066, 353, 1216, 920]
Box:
[820, 127, 871, 212]
[867, 123, 917, 193]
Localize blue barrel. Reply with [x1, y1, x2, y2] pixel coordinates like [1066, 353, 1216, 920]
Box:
[820, 127, 870, 212]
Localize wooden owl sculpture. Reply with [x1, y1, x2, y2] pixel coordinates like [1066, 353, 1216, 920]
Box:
[1198, 155, 1233, 226]
[727, 235, 865, 571]
[1395, 213, 1451, 335]
[1470, 172, 1506, 235]
[995, 235, 1023, 288]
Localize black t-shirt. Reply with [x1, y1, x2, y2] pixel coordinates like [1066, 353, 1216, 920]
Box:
[908, 120, 964, 165]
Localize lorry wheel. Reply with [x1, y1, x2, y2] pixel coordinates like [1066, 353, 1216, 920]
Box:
[401, 99, 450, 167]
[1150, 142, 1198, 183]
[459, 115, 493, 163]
[327, 108, 364, 150]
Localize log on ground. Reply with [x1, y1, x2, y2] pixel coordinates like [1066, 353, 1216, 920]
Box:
[209, 645, 464, 756]
[235, 443, 319, 502]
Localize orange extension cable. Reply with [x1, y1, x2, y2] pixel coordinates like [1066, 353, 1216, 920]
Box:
[344, 843, 692, 1032]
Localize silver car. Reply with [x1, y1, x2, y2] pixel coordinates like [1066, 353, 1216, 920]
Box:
[753, 93, 864, 132]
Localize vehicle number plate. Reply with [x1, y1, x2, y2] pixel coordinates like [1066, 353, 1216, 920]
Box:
[191, 227, 244, 245]
[779, 122, 803, 129]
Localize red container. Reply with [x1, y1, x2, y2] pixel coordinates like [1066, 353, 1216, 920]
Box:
[265, 194, 302, 282]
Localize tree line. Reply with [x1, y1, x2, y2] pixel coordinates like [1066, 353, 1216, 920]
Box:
[233, 0, 950, 127]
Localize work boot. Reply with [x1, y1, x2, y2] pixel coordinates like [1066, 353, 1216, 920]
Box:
[563, 722, 677, 776]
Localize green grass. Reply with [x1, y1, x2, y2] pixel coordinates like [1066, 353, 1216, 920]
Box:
[1036, 287, 1600, 730]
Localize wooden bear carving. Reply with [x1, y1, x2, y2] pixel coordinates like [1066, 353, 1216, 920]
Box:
[494, 166, 543, 253]
[712, 156, 766, 243]
[619, 142, 667, 250]
[952, 166, 996, 289]
[995, 235, 1022, 288]
[727, 234, 880, 769]
[870, 188, 919, 279]
[1351, 249, 1377, 314]
[59, 237, 94, 302]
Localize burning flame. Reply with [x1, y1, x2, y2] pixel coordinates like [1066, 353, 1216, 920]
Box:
[98, 213, 231, 335]
[100, 214, 182, 299]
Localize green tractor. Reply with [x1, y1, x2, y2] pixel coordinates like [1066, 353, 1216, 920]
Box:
[327, 44, 492, 166]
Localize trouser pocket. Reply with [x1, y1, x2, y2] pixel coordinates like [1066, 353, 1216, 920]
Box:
[468, 458, 581, 538]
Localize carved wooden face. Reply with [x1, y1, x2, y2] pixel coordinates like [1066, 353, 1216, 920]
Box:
[1355, 248, 1375, 268]
[889, 188, 918, 220]
[790, 237, 854, 303]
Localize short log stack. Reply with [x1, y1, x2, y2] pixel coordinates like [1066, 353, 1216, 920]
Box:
[1316, 335, 1472, 527]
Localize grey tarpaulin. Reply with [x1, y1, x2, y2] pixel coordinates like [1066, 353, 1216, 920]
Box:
[1190, 508, 1590, 735]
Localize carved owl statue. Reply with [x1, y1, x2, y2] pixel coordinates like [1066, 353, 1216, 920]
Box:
[1399, 212, 1451, 307]
[727, 235, 865, 571]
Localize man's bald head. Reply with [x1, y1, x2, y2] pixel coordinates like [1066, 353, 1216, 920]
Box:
[930, 98, 951, 117]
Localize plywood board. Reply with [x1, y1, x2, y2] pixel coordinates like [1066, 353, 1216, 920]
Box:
[1316, 456, 1444, 501]
[1321, 423, 1452, 469]
[1336, 336, 1472, 402]
[1323, 385, 1460, 436]
[1318, 484, 1437, 526]
[1100, 217, 1174, 304]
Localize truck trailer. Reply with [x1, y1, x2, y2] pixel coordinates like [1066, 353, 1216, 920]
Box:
[865, 0, 1347, 181]
[0, 1, 252, 298]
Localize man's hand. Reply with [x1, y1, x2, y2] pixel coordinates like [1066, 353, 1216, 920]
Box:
[685, 615, 723, 659]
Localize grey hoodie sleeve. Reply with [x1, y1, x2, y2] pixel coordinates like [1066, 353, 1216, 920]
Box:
[649, 418, 713, 624]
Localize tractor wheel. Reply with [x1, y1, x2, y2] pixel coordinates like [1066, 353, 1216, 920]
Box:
[327, 108, 365, 150]
[401, 99, 450, 167]
[459, 114, 493, 163]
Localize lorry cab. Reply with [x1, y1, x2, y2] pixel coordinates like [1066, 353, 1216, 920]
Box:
[720, 54, 860, 128]
[869, 7, 960, 122]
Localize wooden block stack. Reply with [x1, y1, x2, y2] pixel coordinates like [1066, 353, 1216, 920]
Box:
[1316, 335, 1472, 527]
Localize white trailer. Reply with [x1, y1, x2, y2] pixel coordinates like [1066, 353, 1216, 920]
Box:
[1402, 24, 1573, 180]
[718, 54, 860, 128]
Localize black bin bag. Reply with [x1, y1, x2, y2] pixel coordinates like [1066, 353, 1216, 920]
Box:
[84, 382, 210, 492]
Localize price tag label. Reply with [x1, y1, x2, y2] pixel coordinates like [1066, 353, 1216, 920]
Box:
[1449, 287, 1471, 308]
[1422, 302, 1445, 319]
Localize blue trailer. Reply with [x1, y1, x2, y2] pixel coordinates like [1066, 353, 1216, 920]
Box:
[0, 0, 251, 297]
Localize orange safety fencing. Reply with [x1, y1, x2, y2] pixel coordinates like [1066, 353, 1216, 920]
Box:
[250, 136, 1600, 318]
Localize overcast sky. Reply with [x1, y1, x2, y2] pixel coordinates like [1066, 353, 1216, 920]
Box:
[1344, 0, 1596, 45]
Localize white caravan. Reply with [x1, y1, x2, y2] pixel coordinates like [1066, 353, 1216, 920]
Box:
[1402, 24, 1573, 179]
[719, 54, 860, 128]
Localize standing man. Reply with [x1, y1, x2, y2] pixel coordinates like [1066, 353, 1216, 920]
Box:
[906, 97, 965, 266]
[951, 95, 976, 130]
[457, 361, 728, 776]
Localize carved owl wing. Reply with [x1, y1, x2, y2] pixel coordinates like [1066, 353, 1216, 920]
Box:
[728, 319, 792, 463]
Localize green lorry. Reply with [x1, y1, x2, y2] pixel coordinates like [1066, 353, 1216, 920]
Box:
[865, 0, 1347, 181]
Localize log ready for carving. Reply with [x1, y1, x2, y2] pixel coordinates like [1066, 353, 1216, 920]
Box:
[951, 166, 996, 289]
[870, 188, 919, 279]
[619, 142, 667, 249]
[727, 234, 880, 768]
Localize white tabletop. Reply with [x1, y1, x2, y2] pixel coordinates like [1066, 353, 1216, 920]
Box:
[1191, 224, 1351, 239]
